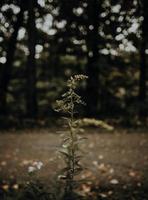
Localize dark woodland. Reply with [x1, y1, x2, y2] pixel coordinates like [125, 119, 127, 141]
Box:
[0, 0, 147, 126]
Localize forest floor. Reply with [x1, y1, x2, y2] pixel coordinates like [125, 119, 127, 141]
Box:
[0, 128, 148, 199]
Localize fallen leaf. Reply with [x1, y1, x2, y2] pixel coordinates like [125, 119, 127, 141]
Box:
[137, 182, 142, 187]
[98, 163, 108, 173]
[110, 179, 119, 185]
[1, 161, 7, 166]
[100, 193, 107, 198]
[88, 143, 94, 148]
[93, 161, 98, 166]
[12, 184, 19, 190]
[2, 184, 9, 190]
[81, 184, 91, 193]
[108, 190, 113, 195]
[98, 155, 104, 160]
[129, 171, 136, 177]
[109, 168, 114, 174]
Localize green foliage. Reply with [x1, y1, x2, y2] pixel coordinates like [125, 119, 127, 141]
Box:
[19, 181, 53, 200]
[55, 75, 88, 199]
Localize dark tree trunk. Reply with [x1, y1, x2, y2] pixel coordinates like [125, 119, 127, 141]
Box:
[85, 0, 102, 117]
[0, 3, 24, 115]
[139, 0, 148, 118]
[26, 0, 38, 118]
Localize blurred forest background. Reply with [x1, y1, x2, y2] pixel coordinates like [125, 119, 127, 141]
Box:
[0, 0, 148, 127]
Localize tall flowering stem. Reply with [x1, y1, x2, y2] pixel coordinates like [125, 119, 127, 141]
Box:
[55, 75, 88, 198]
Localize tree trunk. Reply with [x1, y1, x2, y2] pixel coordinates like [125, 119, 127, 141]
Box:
[0, 3, 24, 115]
[85, 0, 102, 117]
[26, 0, 38, 118]
[139, 0, 148, 119]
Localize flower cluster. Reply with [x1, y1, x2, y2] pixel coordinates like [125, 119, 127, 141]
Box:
[55, 74, 88, 113]
[67, 74, 88, 89]
[28, 161, 43, 173]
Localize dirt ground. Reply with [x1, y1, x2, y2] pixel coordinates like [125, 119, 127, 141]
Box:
[0, 128, 148, 199]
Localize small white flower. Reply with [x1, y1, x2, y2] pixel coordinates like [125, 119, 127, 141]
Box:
[28, 166, 36, 173]
[36, 161, 43, 170]
[28, 161, 44, 173]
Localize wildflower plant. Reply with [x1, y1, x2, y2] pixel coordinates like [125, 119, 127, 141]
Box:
[55, 75, 88, 199]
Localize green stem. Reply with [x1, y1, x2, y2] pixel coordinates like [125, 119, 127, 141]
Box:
[66, 89, 75, 194]
[71, 90, 75, 176]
